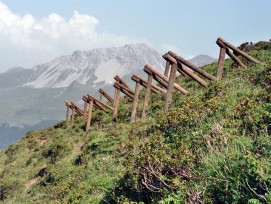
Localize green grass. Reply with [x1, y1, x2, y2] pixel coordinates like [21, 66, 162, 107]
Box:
[1, 41, 271, 203]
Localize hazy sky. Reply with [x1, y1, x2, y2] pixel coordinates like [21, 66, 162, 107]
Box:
[0, 0, 271, 72]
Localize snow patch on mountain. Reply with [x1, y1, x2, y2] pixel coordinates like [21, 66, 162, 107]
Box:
[24, 43, 164, 88]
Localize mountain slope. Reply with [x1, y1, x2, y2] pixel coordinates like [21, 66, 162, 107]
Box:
[0, 44, 165, 149]
[0, 40, 270, 203]
[24, 43, 164, 88]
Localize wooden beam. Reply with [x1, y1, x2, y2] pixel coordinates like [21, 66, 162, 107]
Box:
[164, 53, 207, 87]
[87, 95, 108, 112]
[89, 95, 113, 111]
[99, 88, 114, 103]
[141, 74, 153, 120]
[83, 100, 88, 123]
[113, 88, 120, 117]
[130, 82, 140, 123]
[131, 75, 166, 93]
[114, 75, 133, 92]
[168, 51, 217, 81]
[71, 106, 75, 126]
[217, 40, 246, 68]
[218, 37, 260, 64]
[144, 64, 188, 94]
[164, 63, 177, 112]
[216, 41, 227, 80]
[114, 82, 135, 99]
[70, 102, 84, 116]
[65, 101, 70, 125]
[226, 47, 246, 68]
[86, 99, 93, 132]
[164, 60, 170, 77]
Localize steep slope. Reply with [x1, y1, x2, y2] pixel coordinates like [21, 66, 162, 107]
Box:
[0, 40, 270, 203]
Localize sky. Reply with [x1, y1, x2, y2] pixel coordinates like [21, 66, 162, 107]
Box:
[0, 0, 271, 72]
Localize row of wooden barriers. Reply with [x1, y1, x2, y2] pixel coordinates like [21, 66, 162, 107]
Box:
[65, 37, 260, 131]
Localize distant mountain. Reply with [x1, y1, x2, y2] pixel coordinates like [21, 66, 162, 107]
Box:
[188, 54, 217, 67]
[20, 44, 164, 88]
[0, 44, 165, 149]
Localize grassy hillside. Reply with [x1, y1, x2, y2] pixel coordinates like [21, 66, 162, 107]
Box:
[1, 40, 271, 203]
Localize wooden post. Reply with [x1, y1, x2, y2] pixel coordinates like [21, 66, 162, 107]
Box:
[141, 74, 153, 120]
[83, 100, 88, 123]
[100, 93, 103, 102]
[164, 61, 170, 77]
[66, 105, 70, 125]
[99, 88, 114, 103]
[164, 53, 207, 87]
[144, 64, 188, 94]
[71, 107, 75, 126]
[113, 88, 120, 117]
[217, 39, 246, 68]
[86, 99, 94, 132]
[164, 63, 177, 112]
[130, 82, 140, 123]
[218, 37, 260, 64]
[216, 46, 226, 80]
[168, 51, 217, 81]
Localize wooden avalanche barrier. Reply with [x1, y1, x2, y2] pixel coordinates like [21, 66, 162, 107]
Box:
[63, 36, 261, 131]
[163, 53, 208, 87]
[99, 88, 114, 103]
[112, 75, 133, 117]
[130, 75, 166, 122]
[216, 37, 260, 80]
[168, 51, 217, 81]
[82, 95, 113, 131]
[65, 101, 84, 126]
[142, 64, 188, 120]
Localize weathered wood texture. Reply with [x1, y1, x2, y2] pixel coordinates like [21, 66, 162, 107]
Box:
[114, 82, 135, 99]
[130, 82, 140, 123]
[65, 101, 70, 125]
[163, 54, 207, 87]
[218, 37, 260, 64]
[83, 100, 88, 122]
[164, 60, 170, 77]
[114, 75, 133, 92]
[164, 63, 177, 112]
[141, 74, 153, 120]
[113, 88, 120, 117]
[144, 64, 188, 94]
[168, 51, 217, 81]
[131, 75, 166, 94]
[88, 95, 113, 112]
[216, 39, 246, 68]
[216, 46, 226, 80]
[99, 88, 114, 103]
[86, 99, 93, 132]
